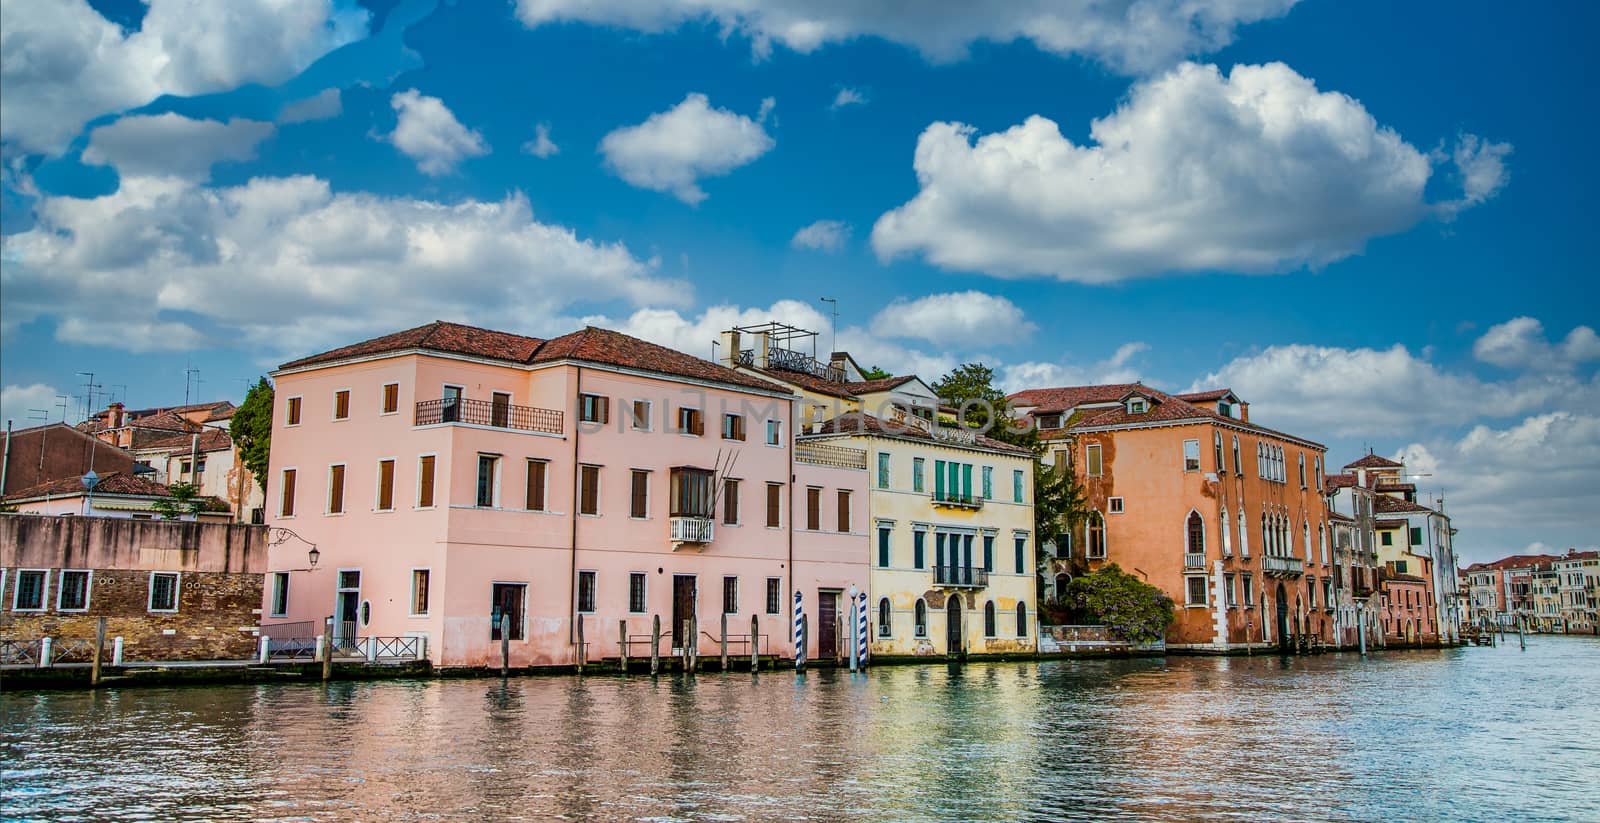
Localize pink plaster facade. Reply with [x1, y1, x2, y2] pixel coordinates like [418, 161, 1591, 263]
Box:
[263, 333, 868, 668]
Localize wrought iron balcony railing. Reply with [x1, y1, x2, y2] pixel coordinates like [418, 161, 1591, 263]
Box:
[931, 492, 984, 510]
[415, 398, 563, 434]
[933, 566, 989, 588]
[1262, 555, 1305, 577]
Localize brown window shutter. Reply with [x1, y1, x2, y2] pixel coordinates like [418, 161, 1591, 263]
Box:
[766, 483, 781, 527]
[631, 470, 648, 518]
[724, 479, 739, 524]
[281, 469, 296, 516]
[419, 456, 436, 508]
[807, 488, 820, 530]
[600, 397, 610, 425]
[735, 415, 745, 440]
[383, 384, 398, 414]
[526, 460, 546, 511]
[692, 410, 704, 436]
[378, 460, 395, 510]
[329, 465, 345, 513]
[837, 490, 850, 532]
[581, 466, 599, 515]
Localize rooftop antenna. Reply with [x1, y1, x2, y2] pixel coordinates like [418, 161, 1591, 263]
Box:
[184, 365, 201, 407]
[76, 371, 96, 421]
[109, 383, 128, 406]
[54, 395, 71, 423]
[819, 297, 838, 358]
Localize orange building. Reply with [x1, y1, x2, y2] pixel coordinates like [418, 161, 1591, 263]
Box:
[1010, 384, 1333, 653]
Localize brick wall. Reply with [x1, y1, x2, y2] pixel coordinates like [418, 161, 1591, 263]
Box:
[1, 568, 262, 660]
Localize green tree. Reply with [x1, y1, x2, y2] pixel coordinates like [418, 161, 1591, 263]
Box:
[232, 377, 274, 495]
[1034, 456, 1088, 571]
[931, 362, 1036, 451]
[858, 365, 893, 380]
[152, 482, 203, 520]
[1056, 564, 1175, 644]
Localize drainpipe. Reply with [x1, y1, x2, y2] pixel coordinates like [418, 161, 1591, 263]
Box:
[787, 393, 795, 650]
[568, 366, 582, 648]
[2, 420, 11, 497]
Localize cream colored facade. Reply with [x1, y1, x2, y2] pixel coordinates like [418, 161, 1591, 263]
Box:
[800, 423, 1037, 657]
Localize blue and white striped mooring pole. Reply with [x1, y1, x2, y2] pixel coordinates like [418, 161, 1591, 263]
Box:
[793, 590, 806, 670]
[857, 592, 870, 669]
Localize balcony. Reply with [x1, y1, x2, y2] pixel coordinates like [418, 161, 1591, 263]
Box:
[670, 516, 714, 546]
[933, 566, 989, 588]
[795, 442, 868, 470]
[931, 492, 984, 511]
[415, 398, 563, 434]
[1184, 552, 1207, 570]
[1262, 555, 1305, 578]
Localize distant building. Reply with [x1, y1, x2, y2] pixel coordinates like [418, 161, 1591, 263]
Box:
[82, 401, 263, 522]
[1555, 550, 1600, 634]
[1, 422, 141, 498]
[2, 472, 227, 520]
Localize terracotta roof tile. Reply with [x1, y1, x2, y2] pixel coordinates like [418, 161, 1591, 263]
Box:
[1009, 384, 1140, 413]
[3, 472, 174, 502]
[1344, 453, 1403, 470]
[531, 327, 789, 394]
[1325, 473, 1357, 491]
[1009, 382, 1322, 449]
[133, 428, 233, 454]
[1173, 388, 1236, 403]
[808, 412, 1034, 456]
[280, 321, 546, 370]
[1374, 496, 1436, 515]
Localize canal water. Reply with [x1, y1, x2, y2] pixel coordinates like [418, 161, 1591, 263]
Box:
[3, 637, 1597, 822]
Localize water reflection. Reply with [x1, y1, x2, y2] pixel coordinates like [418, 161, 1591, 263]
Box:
[4, 639, 1598, 822]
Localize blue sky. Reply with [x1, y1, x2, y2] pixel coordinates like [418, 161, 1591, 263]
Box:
[2, 0, 1595, 562]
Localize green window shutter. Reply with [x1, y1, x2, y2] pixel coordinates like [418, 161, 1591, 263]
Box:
[934, 460, 946, 498]
[982, 466, 992, 499]
[1015, 537, 1025, 573]
[983, 535, 994, 571]
[961, 463, 973, 500]
[914, 531, 926, 569]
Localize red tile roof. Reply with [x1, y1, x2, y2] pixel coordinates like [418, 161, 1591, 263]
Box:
[1374, 495, 1437, 515]
[1327, 510, 1355, 522]
[1344, 453, 1403, 470]
[1173, 388, 1235, 403]
[845, 375, 919, 394]
[2, 472, 175, 502]
[1009, 382, 1323, 449]
[280, 321, 546, 370]
[808, 412, 1035, 455]
[1009, 384, 1137, 413]
[133, 428, 233, 454]
[1325, 473, 1357, 491]
[1373, 518, 1407, 530]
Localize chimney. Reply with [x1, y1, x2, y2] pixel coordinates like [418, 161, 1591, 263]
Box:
[1238, 401, 1250, 423]
[718, 330, 741, 369]
[109, 402, 125, 429]
[752, 331, 770, 368]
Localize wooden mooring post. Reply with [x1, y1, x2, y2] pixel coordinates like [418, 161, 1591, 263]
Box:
[91, 617, 107, 686]
[689, 615, 699, 672]
[500, 615, 511, 676]
[576, 615, 586, 674]
[720, 613, 729, 672]
[650, 615, 661, 675]
[750, 614, 760, 672]
[322, 616, 334, 682]
[619, 619, 628, 674]
[681, 619, 692, 672]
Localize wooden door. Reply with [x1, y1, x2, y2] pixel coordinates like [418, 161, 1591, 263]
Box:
[672, 575, 696, 651]
[817, 591, 838, 658]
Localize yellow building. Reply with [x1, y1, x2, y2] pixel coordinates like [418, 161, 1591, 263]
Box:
[721, 324, 1037, 658]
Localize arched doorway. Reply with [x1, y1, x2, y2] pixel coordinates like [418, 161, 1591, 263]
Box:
[1054, 573, 1070, 599]
[1275, 583, 1290, 653]
[947, 595, 964, 656]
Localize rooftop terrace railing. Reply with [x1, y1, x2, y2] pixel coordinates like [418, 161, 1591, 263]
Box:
[415, 397, 563, 434]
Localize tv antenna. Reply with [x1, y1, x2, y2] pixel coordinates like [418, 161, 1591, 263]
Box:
[819, 297, 838, 356]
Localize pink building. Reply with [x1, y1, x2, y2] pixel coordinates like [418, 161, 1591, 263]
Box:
[263, 321, 868, 668]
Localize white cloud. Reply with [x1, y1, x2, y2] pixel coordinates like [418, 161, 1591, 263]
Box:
[522, 123, 560, 158]
[0, 0, 367, 157]
[278, 88, 343, 124]
[1396, 412, 1600, 531]
[1, 383, 68, 426]
[831, 87, 867, 109]
[0, 174, 683, 357]
[512, 0, 1298, 74]
[82, 113, 275, 181]
[1438, 133, 1513, 217]
[1000, 342, 1150, 394]
[385, 89, 490, 176]
[599, 93, 775, 204]
[1190, 342, 1597, 438]
[791, 220, 850, 252]
[871, 62, 1508, 283]
[873, 291, 1034, 346]
[1472, 317, 1600, 371]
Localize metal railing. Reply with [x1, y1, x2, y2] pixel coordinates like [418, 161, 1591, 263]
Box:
[795, 442, 868, 470]
[670, 516, 714, 544]
[266, 636, 319, 661]
[931, 492, 984, 510]
[415, 397, 563, 434]
[48, 639, 105, 664]
[0, 639, 41, 666]
[366, 636, 425, 661]
[1263, 555, 1305, 576]
[1184, 552, 1207, 570]
[934, 566, 989, 588]
[739, 347, 846, 383]
[261, 620, 318, 639]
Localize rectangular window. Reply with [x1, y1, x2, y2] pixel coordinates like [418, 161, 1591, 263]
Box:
[280, 468, 297, 517]
[837, 490, 851, 532]
[1298, 454, 1307, 487]
[1382, 532, 1394, 546]
[148, 572, 180, 612]
[1087, 444, 1103, 477]
[579, 393, 609, 424]
[1243, 574, 1255, 606]
[669, 467, 713, 517]
[913, 530, 927, 569]
[476, 455, 499, 508]
[411, 569, 430, 616]
[418, 456, 436, 508]
[678, 407, 703, 436]
[286, 396, 302, 426]
[382, 382, 399, 414]
[722, 577, 739, 614]
[491, 583, 526, 640]
[723, 479, 740, 525]
[376, 459, 395, 511]
[983, 535, 994, 572]
[1185, 576, 1207, 606]
[578, 571, 597, 613]
[13, 570, 47, 611]
[878, 525, 892, 567]
[334, 389, 350, 420]
[629, 572, 647, 613]
[1215, 434, 1225, 473]
[912, 458, 925, 492]
[1108, 497, 1124, 514]
[1013, 470, 1024, 503]
[722, 413, 745, 441]
[982, 466, 993, 499]
[878, 452, 891, 489]
[327, 464, 345, 514]
[766, 578, 782, 615]
[806, 487, 821, 530]
[57, 570, 90, 611]
[630, 469, 650, 518]
[1015, 536, 1026, 574]
[766, 419, 782, 446]
[631, 400, 652, 431]
[525, 459, 547, 511]
[766, 483, 782, 527]
[1225, 574, 1237, 607]
[1409, 527, 1423, 546]
[270, 572, 289, 617]
[1183, 439, 1201, 472]
[580, 465, 600, 515]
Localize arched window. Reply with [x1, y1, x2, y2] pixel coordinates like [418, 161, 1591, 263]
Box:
[984, 601, 997, 637]
[1017, 602, 1029, 637]
[1303, 520, 1312, 559]
[1257, 442, 1265, 477]
[1232, 436, 1241, 474]
[1238, 507, 1249, 557]
[1186, 511, 1205, 554]
[914, 599, 928, 637]
[1220, 508, 1233, 556]
[1214, 432, 1224, 472]
[1087, 512, 1106, 559]
[878, 597, 892, 637]
[1261, 514, 1269, 555]
[1054, 573, 1070, 598]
